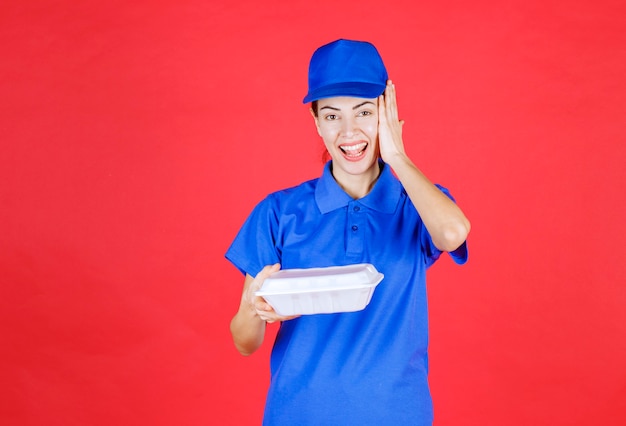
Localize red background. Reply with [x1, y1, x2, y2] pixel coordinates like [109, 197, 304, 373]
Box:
[2, 1, 625, 425]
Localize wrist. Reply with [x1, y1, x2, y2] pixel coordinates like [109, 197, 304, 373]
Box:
[383, 150, 410, 171]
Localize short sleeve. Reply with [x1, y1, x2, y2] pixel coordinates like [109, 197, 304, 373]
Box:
[421, 184, 469, 268]
[225, 194, 281, 277]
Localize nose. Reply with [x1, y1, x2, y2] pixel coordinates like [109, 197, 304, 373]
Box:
[340, 116, 357, 138]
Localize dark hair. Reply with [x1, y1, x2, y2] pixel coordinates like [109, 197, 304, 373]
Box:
[311, 101, 318, 117]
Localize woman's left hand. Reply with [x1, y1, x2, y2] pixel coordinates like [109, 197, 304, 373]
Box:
[378, 80, 406, 165]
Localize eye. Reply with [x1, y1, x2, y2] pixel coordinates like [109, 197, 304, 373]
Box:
[357, 110, 373, 117]
[324, 114, 338, 121]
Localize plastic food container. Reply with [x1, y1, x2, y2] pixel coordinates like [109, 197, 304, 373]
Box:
[255, 263, 384, 316]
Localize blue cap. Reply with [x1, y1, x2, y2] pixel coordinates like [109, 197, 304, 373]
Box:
[303, 39, 388, 104]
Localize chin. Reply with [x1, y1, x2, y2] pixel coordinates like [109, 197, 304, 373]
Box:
[337, 155, 378, 175]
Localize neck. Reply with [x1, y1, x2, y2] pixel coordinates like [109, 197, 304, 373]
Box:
[331, 161, 382, 199]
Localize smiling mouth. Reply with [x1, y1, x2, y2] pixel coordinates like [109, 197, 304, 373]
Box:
[339, 142, 368, 158]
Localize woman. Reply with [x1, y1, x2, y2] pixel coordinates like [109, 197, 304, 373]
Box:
[226, 39, 470, 425]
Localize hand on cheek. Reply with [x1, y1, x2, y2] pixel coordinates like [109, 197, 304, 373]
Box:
[378, 80, 405, 164]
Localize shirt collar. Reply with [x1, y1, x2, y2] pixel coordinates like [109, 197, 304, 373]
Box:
[315, 160, 402, 214]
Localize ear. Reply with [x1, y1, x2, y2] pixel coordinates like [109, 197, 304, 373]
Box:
[310, 108, 322, 137]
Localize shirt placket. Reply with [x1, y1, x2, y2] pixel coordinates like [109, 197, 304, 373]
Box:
[346, 201, 365, 258]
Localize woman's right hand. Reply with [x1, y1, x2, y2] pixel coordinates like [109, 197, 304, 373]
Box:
[246, 263, 300, 323]
[231, 263, 299, 355]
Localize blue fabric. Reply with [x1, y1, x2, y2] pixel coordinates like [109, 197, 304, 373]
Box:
[226, 161, 468, 425]
[303, 39, 388, 103]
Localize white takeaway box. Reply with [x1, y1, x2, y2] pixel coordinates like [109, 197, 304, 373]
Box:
[255, 263, 384, 316]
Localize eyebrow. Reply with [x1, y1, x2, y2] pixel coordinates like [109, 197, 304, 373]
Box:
[319, 101, 376, 112]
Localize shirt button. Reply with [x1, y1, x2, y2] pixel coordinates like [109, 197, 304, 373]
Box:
[354, 206, 360, 212]
[352, 225, 358, 231]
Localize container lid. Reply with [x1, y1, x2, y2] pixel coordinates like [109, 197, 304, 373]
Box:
[256, 263, 384, 296]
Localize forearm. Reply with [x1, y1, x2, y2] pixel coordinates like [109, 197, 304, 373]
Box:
[387, 153, 471, 252]
[230, 273, 267, 356]
[230, 302, 266, 356]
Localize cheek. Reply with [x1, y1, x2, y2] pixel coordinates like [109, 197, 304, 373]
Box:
[318, 124, 339, 143]
[364, 121, 379, 141]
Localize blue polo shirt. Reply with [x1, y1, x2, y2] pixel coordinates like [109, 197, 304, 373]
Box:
[226, 161, 467, 426]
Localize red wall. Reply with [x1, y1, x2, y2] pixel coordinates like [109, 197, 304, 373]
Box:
[2, 1, 625, 425]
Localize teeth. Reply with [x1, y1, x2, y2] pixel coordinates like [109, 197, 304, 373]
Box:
[341, 142, 367, 152]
